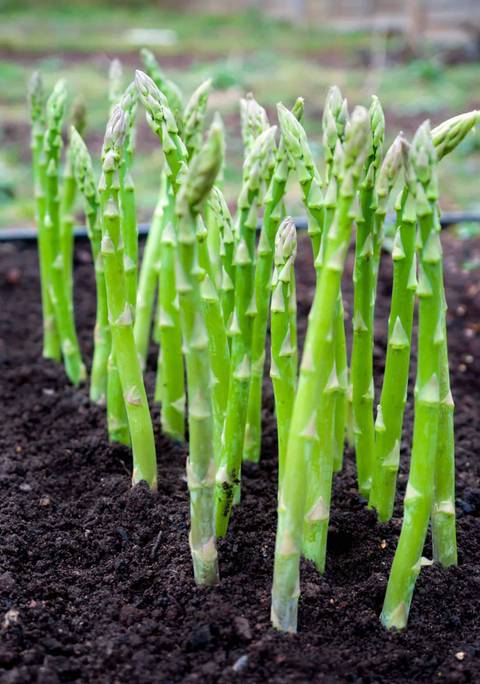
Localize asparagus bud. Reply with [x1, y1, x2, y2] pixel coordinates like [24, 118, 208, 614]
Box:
[109, 59, 124, 107]
[183, 78, 212, 160]
[432, 110, 479, 160]
[28, 71, 46, 127]
[240, 92, 269, 155]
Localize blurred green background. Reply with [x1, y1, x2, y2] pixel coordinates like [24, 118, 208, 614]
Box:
[1, 1, 480, 228]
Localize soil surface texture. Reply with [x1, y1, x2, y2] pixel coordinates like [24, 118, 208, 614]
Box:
[0, 234, 479, 683]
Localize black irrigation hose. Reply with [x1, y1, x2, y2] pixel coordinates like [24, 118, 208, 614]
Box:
[0, 212, 479, 243]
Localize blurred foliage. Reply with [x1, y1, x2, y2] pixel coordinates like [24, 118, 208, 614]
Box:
[0, 3, 480, 228]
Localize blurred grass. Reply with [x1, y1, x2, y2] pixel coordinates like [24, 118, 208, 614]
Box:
[0, 3, 480, 228]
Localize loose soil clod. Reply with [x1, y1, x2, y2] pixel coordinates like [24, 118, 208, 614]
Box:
[0, 234, 479, 683]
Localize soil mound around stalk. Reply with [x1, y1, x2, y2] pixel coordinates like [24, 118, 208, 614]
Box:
[0, 234, 479, 683]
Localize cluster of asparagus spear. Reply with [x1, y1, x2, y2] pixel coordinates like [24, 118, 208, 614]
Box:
[28, 52, 478, 632]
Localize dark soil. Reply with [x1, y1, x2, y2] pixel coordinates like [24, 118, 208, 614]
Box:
[0, 233, 479, 683]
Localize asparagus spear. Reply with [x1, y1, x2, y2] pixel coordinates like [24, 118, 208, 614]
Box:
[244, 97, 304, 465]
[99, 105, 157, 489]
[369, 136, 415, 520]
[207, 186, 235, 328]
[108, 59, 124, 107]
[240, 92, 269, 157]
[119, 83, 139, 311]
[381, 121, 444, 629]
[271, 217, 297, 485]
[28, 72, 61, 361]
[134, 70, 186, 367]
[140, 48, 184, 128]
[61, 98, 86, 307]
[271, 107, 371, 633]
[215, 125, 277, 537]
[183, 79, 212, 161]
[70, 127, 111, 405]
[156, 182, 185, 441]
[351, 95, 385, 496]
[42, 80, 86, 385]
[176, 119, 224, 584]
[321, 87, 349, 472]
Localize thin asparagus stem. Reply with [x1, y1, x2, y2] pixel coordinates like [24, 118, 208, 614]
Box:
[215, 125, 277, 537]
[207, 186, 235, 328]
[351, 95, 385, 496]
[369, 136, 416, 520]
[70, 127, 111, 405]
[28, 72, 61, 361]
[140, 48, 184, 128]
[271, 107, 371, 632]
[381, 121, 442, 630]
[156, 183, 186, 441]
[270, 217, 297, 485]
[244, 97, 303, 465]
[42, 80, 86, 385]
[99, 105, 157, 489]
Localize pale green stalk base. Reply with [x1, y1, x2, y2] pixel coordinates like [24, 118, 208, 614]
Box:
[333, 294, 348, 473]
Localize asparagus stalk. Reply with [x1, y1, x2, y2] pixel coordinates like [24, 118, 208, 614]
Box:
[322, 87, 349, 472]
[28, 72, 61, 361]
[42, 80, 86, 385]
[215, 125, 277, 537]
[271, 107, 371, 632]
[244, 97, 304, 465]
[381, 121, 443, 630]
[183, 79, 212, 161]
[176, 120, 224, 584]
[369, 136, 416, 520]
[154, 78, 213, 433]
[207, 186, 236, 328]
[140, 48, 184, 128]
[196, 208, 230, 464]
[99, 105, 157, 489]
[134, 70, 187, 367]
[156, 182, 185, 441]
[61, 98, 86, 306]
[271, 217, 297, 485]
[431, 110, 479, 160]
[70, 127, 111, 405]
[108, 59, 124, 108]
[351, 96, 385, 496]
[240, 92, 269, 157]
[119, 83, 139, 311]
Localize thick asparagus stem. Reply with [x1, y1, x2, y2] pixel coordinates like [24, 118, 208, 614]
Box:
[70, 127, 111, 405]
[42, 80, 86, 385]
[271, 107, 371, 632]
[176, 120, 224, 584]
[99, 106, 157, 489]
[28, 72, 61, 361]
[244, 97, 304, 465]
[351, 96, 385, 496]
[215, 126, 277, 537]
[381, 122, 442, 630]
[140, 48, 184, 127]
[270, 218, 297, 485]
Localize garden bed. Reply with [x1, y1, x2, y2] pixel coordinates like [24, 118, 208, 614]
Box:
[0, 233, 479, 683]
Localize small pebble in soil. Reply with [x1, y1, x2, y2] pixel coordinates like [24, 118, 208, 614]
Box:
[5, 267, 21, 285]
[18, 482, 31, 492]
[455, 651, 466, 661]
[39, 495, 51, 507]
[232, 655, 249, 673]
